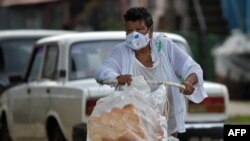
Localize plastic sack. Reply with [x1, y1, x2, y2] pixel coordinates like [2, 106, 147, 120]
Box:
[87, 76, 179, 141]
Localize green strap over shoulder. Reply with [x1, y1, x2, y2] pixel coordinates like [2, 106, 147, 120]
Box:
[155, 40, 162, 53]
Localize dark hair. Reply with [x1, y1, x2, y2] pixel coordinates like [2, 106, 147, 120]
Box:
[123, 7, 153, 28]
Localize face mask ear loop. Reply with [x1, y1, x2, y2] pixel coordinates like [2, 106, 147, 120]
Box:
[147, 28, 153, 42]
[147, 29, 152, 45]
[148, 26, 153, 36]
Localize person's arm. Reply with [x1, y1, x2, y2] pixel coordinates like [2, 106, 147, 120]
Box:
[95, 45, 122, 84]
[95, 45, 133, 86]
[164, 38, 207, 102]
[166, 40, 198, 95]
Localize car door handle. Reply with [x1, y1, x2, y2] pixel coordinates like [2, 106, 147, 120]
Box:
[46, 89, 50, 93]
[27, 88, 31, 94]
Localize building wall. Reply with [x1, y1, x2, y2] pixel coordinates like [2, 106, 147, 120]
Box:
[0, 1, 65, 30]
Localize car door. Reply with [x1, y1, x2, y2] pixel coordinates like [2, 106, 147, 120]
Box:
[29, 43, 59, 138]
[10, 46, 45, 139]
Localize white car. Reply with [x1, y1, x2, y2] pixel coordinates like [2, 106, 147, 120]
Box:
[0, 30, 75, 94]
[0, 31, 229, 141]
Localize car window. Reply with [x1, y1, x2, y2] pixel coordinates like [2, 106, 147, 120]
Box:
[42, 45, 58, 80]
[69, 40, 121, 80]
[28, 47, 45, 82]
[0, 38, 39, 76]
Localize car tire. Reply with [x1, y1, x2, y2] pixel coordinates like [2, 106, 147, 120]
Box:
[0, 85, 5, 94]
[72, 123, 87, 141]
[50, 124, 66, 141]
[0, 115, 12, 141]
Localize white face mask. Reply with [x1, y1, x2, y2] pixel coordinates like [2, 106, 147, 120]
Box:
[126, 31, 150, 50]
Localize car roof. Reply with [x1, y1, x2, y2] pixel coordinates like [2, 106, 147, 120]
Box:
[36, 31, 188, 46]
[0, 29, 75, 40]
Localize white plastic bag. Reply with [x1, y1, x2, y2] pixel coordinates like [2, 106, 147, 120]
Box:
[87, 76, 178, 141]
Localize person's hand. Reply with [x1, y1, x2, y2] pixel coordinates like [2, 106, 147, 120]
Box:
[116, 75, 132, 86]
[181, 80, 195, 95]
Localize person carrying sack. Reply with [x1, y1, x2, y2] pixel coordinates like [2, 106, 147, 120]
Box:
[95, 7, 207, 138]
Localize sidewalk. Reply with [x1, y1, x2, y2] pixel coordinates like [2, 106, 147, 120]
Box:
[228, 100, 250, 117]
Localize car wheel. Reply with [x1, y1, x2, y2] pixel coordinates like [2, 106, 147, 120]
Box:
[0, 115, 12, 141]
[50, 124, 66, 141]
[0, 85, 5, 94]
[72, 123, 87, 141]
[177, 133, 189, 141]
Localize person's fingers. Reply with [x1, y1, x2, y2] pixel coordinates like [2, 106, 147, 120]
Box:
[119, 81, 125, 85]
[183, 85, 194, 95]
[181, 81, 194, 95]
[117, 75, 132, 86]
[179, 87, 184, 93]
[126, 75, 132, 86]
[117, 75, 126, 85]
[184, 87, 189, 95]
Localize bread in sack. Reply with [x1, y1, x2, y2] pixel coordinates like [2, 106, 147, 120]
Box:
[88, 104, 163, 141]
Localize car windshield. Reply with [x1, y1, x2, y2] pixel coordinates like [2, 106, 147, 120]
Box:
[70, 40, 122, 80]
[0, 38, 39, 76]
[69, 39, 192, 80]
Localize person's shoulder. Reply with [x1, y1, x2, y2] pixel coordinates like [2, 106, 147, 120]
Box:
[152, 33, 172, 52]
[153, 33, 168, 39]
[153, 33, 173, 45]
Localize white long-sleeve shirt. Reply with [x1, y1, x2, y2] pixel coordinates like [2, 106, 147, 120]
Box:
[95, 34, 207, 133]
